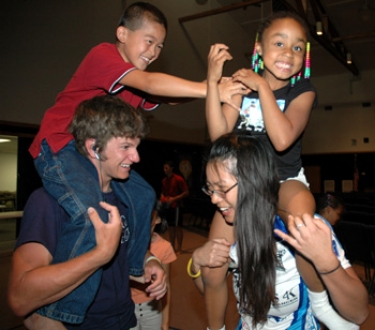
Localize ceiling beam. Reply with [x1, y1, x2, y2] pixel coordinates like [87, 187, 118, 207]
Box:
[179, 0, 267, 23]
[331, 31, 375, 42]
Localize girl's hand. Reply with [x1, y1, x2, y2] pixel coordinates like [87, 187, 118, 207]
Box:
[232, 68, 266, 91]
[274, 214, 338, 271]
[144, 259, 167, 300]
[207, 44, 232, 84]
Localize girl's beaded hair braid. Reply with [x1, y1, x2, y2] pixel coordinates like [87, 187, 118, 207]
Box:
[252, 33, 263, 74]
[251, 11, 311, 87]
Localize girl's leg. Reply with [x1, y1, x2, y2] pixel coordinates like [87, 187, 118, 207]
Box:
[278, 180, 324, 292]
[203, 211, 235, 330]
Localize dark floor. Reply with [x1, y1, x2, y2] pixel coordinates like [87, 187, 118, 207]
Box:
[1, 217, 375, 329]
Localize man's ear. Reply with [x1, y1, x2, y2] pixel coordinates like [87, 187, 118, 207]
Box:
[116, 26, 128, 43]
[85, 138, 97, 159]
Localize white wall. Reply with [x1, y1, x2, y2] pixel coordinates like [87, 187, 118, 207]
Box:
[0, 153, 17, 192]
[303, 70, 375, 154]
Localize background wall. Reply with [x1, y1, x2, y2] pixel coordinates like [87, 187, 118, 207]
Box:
[0, 153, 17, 192]
[305, 70, 375, 154]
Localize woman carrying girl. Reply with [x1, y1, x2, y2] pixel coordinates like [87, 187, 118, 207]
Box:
[201, 11, 367, 329]
[189, 133, 368, 329]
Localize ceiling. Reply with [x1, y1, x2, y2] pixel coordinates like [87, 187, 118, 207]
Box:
[185, 0, 375, 77]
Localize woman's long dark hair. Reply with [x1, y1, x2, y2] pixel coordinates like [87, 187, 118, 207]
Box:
[207, 133, 280, 326]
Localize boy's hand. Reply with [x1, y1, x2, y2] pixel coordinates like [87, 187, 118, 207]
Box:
[207, 43, 232, 84]
[89, 201, 122, 264]
[208, 44, 249, 110]
[144, 259, 167, 300]
[218, 77, 250, 111]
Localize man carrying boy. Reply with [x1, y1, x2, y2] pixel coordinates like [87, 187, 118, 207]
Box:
[28, 2, 246, 322]
[8, 95, 167, 329]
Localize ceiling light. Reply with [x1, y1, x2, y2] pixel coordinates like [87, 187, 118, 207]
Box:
[316, 21, 323, 35]
[346, 53, 352, 64]
[0, 139, 11, 143]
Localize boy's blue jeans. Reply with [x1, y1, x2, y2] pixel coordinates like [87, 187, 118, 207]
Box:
[34, 140, 155, 324]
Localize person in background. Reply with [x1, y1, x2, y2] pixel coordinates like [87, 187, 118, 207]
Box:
[8, 95, 167, 329]
[161, 160, 189, 254]
[130, 201, 177, 330]
[316, 193, 344, 226]
[189, 133, 368, 330]
[315, 193, 347, 330]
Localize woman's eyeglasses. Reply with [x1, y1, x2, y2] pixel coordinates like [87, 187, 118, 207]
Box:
[202, 182, 238, 199]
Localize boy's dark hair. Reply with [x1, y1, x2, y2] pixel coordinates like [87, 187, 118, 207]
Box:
[70, 95, 148, 158]
[118, 2, 168, 32]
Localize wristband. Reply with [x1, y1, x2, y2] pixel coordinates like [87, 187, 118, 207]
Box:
[145, 255, 161, 265]
[318, 261, 341, 275]
[207, 326, 225, 330]
[187, 257, 201, 278]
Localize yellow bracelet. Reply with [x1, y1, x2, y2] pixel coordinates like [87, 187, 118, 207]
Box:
[187, 257, 201, 278]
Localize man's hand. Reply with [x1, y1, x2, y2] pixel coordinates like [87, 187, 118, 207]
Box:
[89, 201, 123, 264]
[144, 259, 167, 300]
[163, 196, 173, 205]
[274, 214, 338, 271]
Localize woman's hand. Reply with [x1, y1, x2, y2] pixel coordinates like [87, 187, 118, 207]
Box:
[192, 238, 231, 273]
